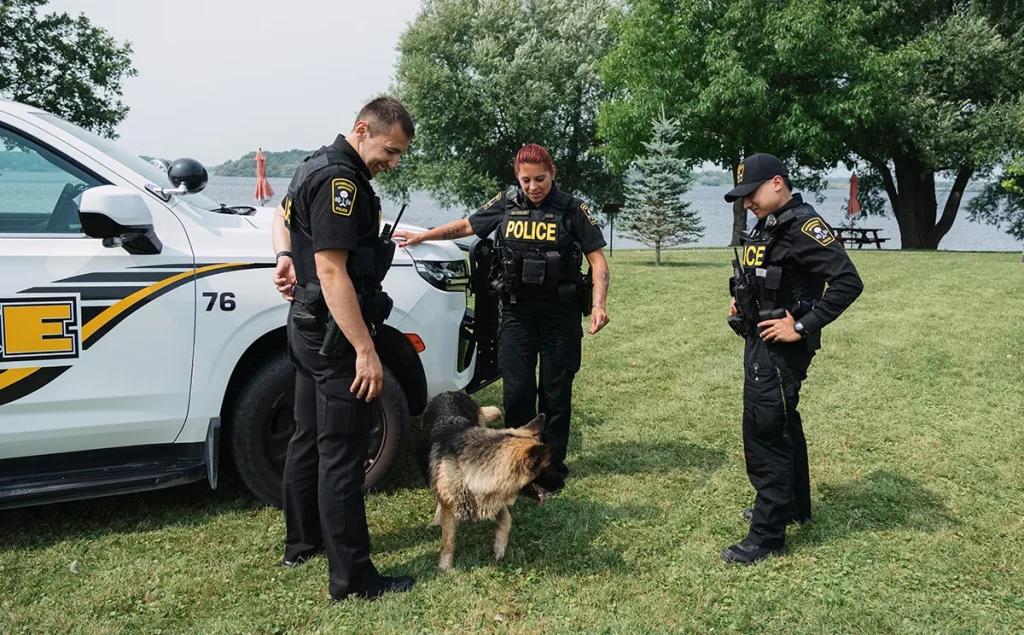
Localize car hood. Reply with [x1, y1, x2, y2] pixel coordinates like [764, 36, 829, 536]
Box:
[244, 209, 467, 263]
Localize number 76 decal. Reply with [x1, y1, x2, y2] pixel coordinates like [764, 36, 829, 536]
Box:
[202, 292, 236, 312]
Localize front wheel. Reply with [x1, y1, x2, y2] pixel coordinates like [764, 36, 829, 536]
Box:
[228, 351, 410, 508]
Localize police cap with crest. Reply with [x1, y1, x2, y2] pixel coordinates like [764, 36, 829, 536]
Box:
[724, 153, 789, 202]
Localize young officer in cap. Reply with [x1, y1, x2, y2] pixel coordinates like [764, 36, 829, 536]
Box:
[722, 153, 864, 564]
[270, 96, 416, 601]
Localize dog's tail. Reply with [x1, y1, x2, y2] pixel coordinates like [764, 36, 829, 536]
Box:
[478, 406, 502, 427]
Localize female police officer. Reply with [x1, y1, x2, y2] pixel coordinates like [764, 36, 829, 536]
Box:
[394, 144, 610, 496]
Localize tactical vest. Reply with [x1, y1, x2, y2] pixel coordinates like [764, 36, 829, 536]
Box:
[287, 147, 394, 291]
[491, 187, 583, 304]
[739, 205, 821, 345]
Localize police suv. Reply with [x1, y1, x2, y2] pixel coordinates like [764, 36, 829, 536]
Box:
[0, 99, 499, 510]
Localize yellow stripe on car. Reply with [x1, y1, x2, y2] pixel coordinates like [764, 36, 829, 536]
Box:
[0, 367, 40, 391]
[82, 263, 246, 342]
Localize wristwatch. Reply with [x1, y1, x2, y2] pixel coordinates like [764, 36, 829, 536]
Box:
[275, 250, 292, 261]
[793, 321, 808, 338]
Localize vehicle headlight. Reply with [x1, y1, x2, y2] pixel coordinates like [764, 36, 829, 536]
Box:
[414, 259, 470, 291]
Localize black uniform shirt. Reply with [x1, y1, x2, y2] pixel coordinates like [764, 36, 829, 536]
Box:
[751, 194, 864, 339]
[468, 183, 607, 255]
[283, 136, 381, 287]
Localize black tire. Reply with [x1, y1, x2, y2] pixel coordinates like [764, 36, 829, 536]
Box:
[228, 351, 410, 508]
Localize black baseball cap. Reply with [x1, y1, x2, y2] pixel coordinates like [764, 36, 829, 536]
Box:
[724, 153, 789, 202]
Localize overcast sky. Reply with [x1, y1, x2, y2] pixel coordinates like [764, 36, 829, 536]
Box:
[43, 0, 423, 165]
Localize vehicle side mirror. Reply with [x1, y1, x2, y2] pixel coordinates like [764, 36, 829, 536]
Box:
[79, 185, 163, 255]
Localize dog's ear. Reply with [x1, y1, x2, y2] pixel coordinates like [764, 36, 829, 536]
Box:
[523, 413, 546, 438]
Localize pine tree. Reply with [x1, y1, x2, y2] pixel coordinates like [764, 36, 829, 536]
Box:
[620, 111, 704, 265]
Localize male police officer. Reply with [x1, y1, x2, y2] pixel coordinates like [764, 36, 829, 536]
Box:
[270, 97, 415, 601]
[722, 153, 864, 564]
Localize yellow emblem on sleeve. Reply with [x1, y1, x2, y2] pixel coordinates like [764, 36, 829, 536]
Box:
[580, 202, 598, 226]
[484, 192, 501, 209]
[801, 217, 835, 247]
[331, 178, 357, 216]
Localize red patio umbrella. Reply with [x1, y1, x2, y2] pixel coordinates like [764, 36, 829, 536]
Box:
[254, 148, 274, 205]
[848, 173, 861, 223]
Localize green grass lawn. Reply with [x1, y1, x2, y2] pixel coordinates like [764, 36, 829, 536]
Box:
[2, 249, 1023, 634]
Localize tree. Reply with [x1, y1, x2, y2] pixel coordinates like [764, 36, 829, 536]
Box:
[965, 153, 1024, 261]
[619, 111, 704, 265]
[0, 0, 136, 138]
[380, 0, 622, 214]
[212, 149, 315, 178]
[598, 0, 1024, 250]
[598, 0, 849, 246]
[847, 2, 1024, 249]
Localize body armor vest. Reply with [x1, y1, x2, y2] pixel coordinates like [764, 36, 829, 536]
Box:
[739, 206, 820, 333]
[491, 187, 583, 304]
[288, 148, 394, 290]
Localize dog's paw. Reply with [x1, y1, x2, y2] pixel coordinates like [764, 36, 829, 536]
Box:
[493, 544, 506, 561]
[438, 554, 454, 573]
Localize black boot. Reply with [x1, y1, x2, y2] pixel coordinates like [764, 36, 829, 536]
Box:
[332, 575, 416, 603]
[720, 540, 786, 565]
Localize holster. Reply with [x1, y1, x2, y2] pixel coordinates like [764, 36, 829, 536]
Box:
[319, 288, 394, 358]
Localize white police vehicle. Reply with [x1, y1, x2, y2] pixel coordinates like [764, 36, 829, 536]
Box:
[0, 99, 500, 509]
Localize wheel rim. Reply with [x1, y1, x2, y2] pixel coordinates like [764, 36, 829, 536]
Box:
[262, 384, 389, 480]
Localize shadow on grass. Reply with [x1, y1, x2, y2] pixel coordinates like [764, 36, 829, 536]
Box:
[375, 496, 658, 579]
[790, 470, 958, 547]
[0, 475, 260, 551]
[570, 440, 727, 478]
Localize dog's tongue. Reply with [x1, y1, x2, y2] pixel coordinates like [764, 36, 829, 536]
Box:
[533, 484, 545, 507]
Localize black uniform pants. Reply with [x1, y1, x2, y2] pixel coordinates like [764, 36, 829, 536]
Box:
[283, 301, 380, 600]
[498, 301, 582, 487]
[741, 336, 812, 549]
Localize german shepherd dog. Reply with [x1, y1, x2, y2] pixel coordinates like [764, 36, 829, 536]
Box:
[417, 391, 551, 572]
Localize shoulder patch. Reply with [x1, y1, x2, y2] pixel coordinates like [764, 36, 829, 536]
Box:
[580, 201, 598, 226]
[331, 178, 356, 216]
[801, 217, 835, 247]
[484, 192, 501, 209]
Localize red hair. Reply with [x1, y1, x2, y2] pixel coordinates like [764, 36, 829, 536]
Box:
[514, 143, 555, 175]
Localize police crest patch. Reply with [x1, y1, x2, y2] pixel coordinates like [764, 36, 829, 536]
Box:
[484, 192, 501, 209]
[331, 178, 357, 216]
[801, 218, 835, 246]
[580, 202, 598, 226]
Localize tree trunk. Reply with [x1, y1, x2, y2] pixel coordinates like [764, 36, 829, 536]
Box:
[884, 151, 973, 250]
[655, 239, 661, 266]
[730, 157, 747, 246]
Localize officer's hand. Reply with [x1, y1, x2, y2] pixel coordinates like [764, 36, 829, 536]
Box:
[758, 311, 802, 343]
[352, 349, 384, 401]
[274, 256, 296, 302]
[392, 230, 423, 248]
[589, 306, 609, 335]
[729, 298, 738, 316]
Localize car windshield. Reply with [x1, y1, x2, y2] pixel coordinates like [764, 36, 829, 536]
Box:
[29, 111, 224, 211]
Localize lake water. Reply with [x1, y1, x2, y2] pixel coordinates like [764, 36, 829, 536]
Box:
[203, 175, 1022, 252]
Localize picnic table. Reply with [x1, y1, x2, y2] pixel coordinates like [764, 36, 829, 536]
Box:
[833, 226, 889, 250]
